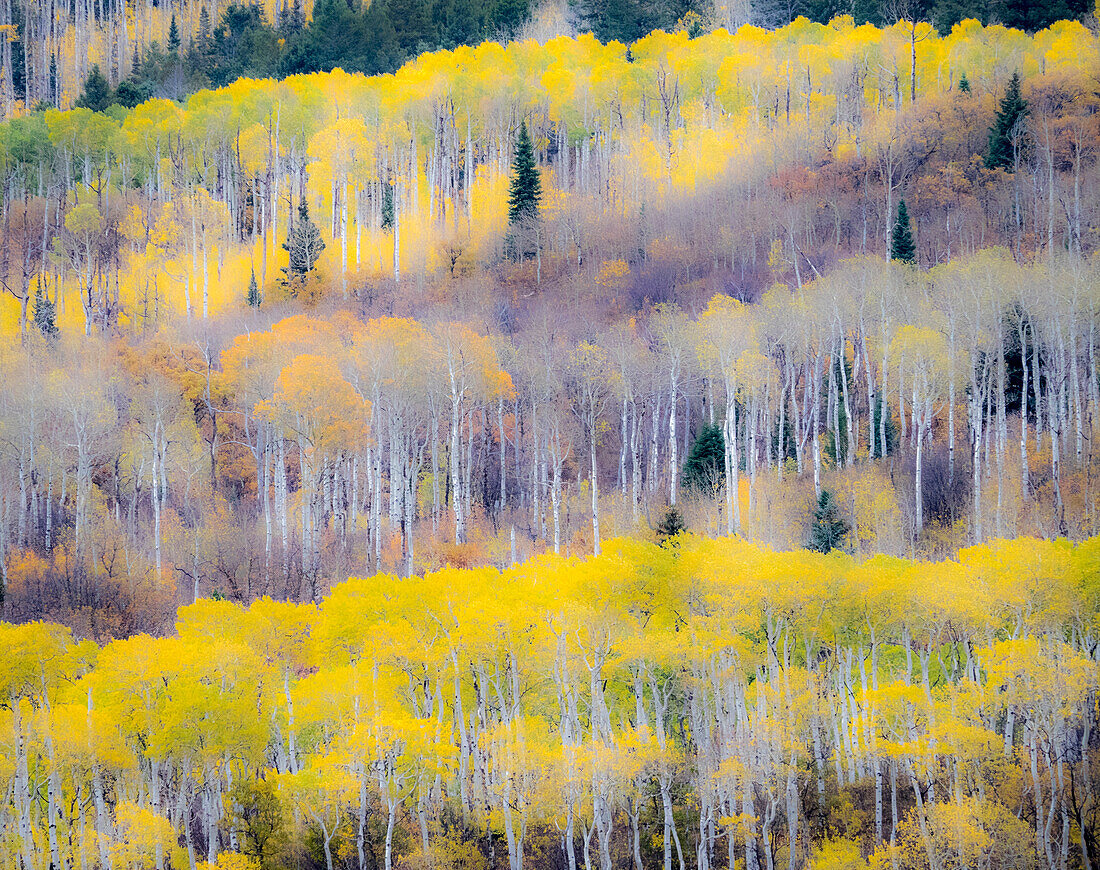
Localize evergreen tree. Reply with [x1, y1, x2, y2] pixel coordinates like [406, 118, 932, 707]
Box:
[957, 71, 970, 93]
[75, 65, 113, 112]
[198, 5, 214, 46]
[284, 0, 304, 33]
[656, 504, 686, 542]
[48, 54, 58, 106]
[32, 279, 58, 339]
[380, 181, 394, 230]
[507, 120, 541, 225]
[682, 424, 725, 492]
[168, 13, 182, 52]
[986, 71, 1028, 171]
[283, 199, 325, 278]
[247, 268, 262, 307]
[807, 489, 849, 553]
[890, 198, 916, 265]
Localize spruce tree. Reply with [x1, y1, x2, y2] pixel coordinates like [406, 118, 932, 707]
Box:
[32, 280, 58, 339]
[957, 71, 970, 93]
[507, 120, 541, 225]
[890, 198, 916, 265]
[75, 65, 113, 112]
[168, 14, 181, 52]
[283, 199, 325, 278]
[807, 489, 849, 554]
[986, 71, 1027, 171]
[247, 268, 262, 307]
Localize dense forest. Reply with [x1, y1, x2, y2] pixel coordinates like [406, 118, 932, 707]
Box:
[0, 4, 1100, 869]
[0, 20, 1098, 623]
[0, 0, 1095, 115]
[2, 534, 1100, 870]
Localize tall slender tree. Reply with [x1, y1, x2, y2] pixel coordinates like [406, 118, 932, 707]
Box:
[890, 198, 916, 264]
[507, 121, 541, 226]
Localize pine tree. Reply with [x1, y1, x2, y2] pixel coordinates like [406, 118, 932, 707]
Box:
[247, 268, 262, 307]
[957, 71, 970, 93]
[168, 13, 181, 52]
[890, 198, 916, 265]
[283, 199, 325, 278]
[32, 279, 58, 339]
[75, 65, 113, 112]
[986, 71, 1027, 171]
[807, 489, 849, 553]
[507, 120, 541, 225]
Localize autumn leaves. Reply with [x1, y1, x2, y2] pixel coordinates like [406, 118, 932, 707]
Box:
[2, 533, 1099, 867]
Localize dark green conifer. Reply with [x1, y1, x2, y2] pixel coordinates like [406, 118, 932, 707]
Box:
[890, 198, 916, 265]
[958, 71, 970, 93]
[986, 71, 1028, 171]
[32, 279, 58, 339]
[247, 268, 262, 307]
[656, 504, 686, 543]
[283, 199, 325, 278]
[75, 65, 113, 112]
[168, 13, 181, 52]
[506, 120, 541, 225]
[380, 182, 394, 230]
[682, 424, 725, 493]
[48, 55, 58, 106]
[807, 489, 849, 554]
[198, 5, 212, 43]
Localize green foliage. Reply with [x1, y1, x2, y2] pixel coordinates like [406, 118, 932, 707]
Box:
[506, 121, 542, 261]
[507, 121, 541, 226]
[957, 72, 970, 93]
[32, 279, 58, 340]
[807, 489, 849, 554]
[794, 0, 1092, 31]
[990, 0, 1093, 32]
[986, 72, 1028, 171]
[656, 504, 687, 541]
[682, 424, 725, 493]
[283, 200, 325, 279]
[168, 13, 181, 52]
[113, 78, 152, 109]
[381, 181, 394, 230]
[580, 0, 712, 43]
[225, 777, 287, 870]
[247, 269, 262, 308]
[278, 0, 530, 78]
[890, 199, 916, 265]
[75, 65, 113, 113]
[208, 4, 283, 87]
